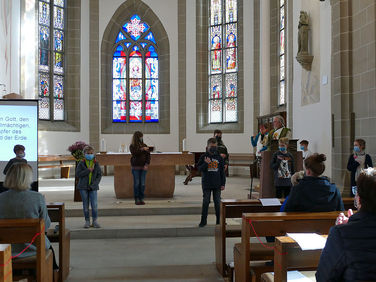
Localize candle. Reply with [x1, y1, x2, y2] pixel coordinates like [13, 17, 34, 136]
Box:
[182, 138, 186, 152]
[100, 138, 106, 152]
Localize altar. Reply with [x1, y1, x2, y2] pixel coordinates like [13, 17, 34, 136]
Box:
[96, 152, 194, 198]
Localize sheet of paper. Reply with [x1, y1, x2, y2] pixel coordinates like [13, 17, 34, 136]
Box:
[287, 233, 327, 251]
[259, 198, 281, 206]
[269, 270, 314, 281]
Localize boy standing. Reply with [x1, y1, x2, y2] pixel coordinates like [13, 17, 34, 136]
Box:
[300, 139, 313, 161]
[270, 137, 294, 198]
[197, 138, 226, 227]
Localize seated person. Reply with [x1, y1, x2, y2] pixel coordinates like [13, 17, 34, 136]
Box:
[0, 163, 58, 271]
[316, 168, 376, 282]
[284, 153, 344, 212]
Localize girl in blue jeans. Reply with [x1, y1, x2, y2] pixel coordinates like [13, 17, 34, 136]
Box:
[130, 131, 151, 205]
[76, 145, 102, 228]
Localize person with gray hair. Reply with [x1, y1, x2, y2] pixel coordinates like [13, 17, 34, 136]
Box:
[76, 145, 102, 228]
[265, 115, 292, 149]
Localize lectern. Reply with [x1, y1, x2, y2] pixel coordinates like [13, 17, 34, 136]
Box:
[259, 139, 303, 198]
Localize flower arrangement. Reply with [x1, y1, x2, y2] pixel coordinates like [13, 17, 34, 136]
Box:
[68, 141, 89, 161]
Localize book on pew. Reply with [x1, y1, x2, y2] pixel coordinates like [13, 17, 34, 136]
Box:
[287, 233, 327, 251]
[259, 198, 281, 206]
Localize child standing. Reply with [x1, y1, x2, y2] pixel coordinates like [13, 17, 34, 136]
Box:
[197, 138, 226, 227]
[270, 137, 294, 198]
[76, 145, 102, 228]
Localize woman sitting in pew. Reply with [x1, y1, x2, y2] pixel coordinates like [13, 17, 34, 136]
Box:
[283, 153, 344, 212]
[316, 168, 376, 282]
[0, 164, 59, 272]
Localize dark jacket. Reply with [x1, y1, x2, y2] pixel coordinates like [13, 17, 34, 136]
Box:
[347, 153, 373, 188]
[76, 159, 102, 190]
[270, 151, 294, 187]
[130, 144, 151, 167]
[3, 158, 27, 175]
[216, 139, 229, 165]
[197, 152, 226, 190]
[284, 176, 344, 212]
[316, 211, 376, 282]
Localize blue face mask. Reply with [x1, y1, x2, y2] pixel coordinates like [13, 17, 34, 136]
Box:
[85, 154, 94, 160]
[354, 146, 360, 153]
[279, 147, 286, 152]
[300, 146, 305, 151]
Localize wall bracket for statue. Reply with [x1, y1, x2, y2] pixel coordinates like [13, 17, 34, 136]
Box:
[296, 11, 313, 71]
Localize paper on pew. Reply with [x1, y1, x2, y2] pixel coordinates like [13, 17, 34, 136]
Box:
[287, 233, 327, 250]
[268, 270, 314, 281]
[259, 198, 281, 206]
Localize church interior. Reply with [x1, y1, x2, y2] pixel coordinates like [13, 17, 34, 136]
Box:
[0, 0, 376, 281]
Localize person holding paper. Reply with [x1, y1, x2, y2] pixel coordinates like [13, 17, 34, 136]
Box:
[316, 168, 376, 282]
[284, 153, 344, 212]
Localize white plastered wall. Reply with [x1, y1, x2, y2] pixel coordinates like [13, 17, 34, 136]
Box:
[292, 0, 332, 177]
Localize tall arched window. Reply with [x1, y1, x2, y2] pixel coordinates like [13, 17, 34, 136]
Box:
[208, 0, 238, 124]
[279, 0, 286, 105]
[38, 0, 65, 120]
[112, 15, 159, 123]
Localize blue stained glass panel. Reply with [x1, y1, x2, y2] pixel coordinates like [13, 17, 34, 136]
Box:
[140, 43, 147, 49]
[210, 50, 222, 74]
[225, 48, 237, 72]
[54, 30, 64, 51]
[39, 49, 49, 71]
[124, 15, 149, 41]
[113, 79, 126, 100]
[130, 79, 142, 100]
[145, 101, 159, 122]
[210, 0, 222, 25]
[129, 101, 143, 122]
[39, 74, 50, 97]
[225, 0, 237, 23]
[115, 32, 126, 43]
[210, 26, 222, 50]
[54, 6, 64, 30]
[125, 43, 132, 48]
[145, 79, 158, 100]
[54, 75, 64, 98]
[145, 32, 156, 44]
[225, 73, 237, 97]
[210, 75, 222, 99]
[113, 57, 126, 78]
[113, 45, 125, 57]
[39, 2, 50, 26]
[226, 24, 237, 48]
[40, 26, 49, 49]
[113, 100, 127, 122]
[145, 57, 158, 79]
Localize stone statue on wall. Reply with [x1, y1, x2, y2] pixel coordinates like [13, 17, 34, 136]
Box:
[296, 11, 313, 71]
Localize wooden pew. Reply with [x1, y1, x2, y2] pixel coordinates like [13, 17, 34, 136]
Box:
[216, 199, 283, 277]
[47, 203, 70, 282]
[0, 244, 12, 282]
[342, 197, 355, 210]
[38, 155, 76, 178]
[234, 211, 340, 282]
[260, 235, 327, 282]
[0, 218, 53, 282]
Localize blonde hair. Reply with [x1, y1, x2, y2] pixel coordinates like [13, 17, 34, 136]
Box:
[4, 163, 33, 191]
[279, 137, 289, 145]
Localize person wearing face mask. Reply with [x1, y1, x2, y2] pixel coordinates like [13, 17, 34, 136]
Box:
[347, 139, 373, 197]
[3, 144, 27, 176]
[197, 138, 226, 227]
[214, 129, 229, 173]
[270, 137, 294, 198]
[76, 145, 102, 228]
[283, 153, 344, 212]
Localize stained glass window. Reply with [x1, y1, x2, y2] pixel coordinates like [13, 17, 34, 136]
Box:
[112, 15, 159, 123]
[38, 0, 65, 121]
[279, 0, 286, 105]
[209, 0, 238, 123]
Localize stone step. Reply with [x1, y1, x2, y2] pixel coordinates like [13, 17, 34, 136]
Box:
[65, 206, 216, 217]
[64, 215, 240, 239]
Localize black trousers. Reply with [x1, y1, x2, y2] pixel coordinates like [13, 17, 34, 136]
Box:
[201, 188, 221, 224]
[276, 186, 291, 199]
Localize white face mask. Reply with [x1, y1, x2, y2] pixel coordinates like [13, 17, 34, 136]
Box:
[17, 152, 25, 158]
